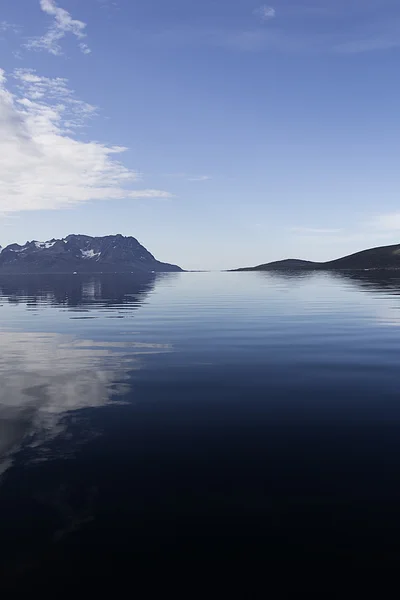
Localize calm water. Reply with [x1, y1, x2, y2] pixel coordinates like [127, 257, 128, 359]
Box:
[1, 270, 400, 585]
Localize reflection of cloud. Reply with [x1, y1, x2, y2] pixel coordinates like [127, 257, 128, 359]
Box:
[0, 332, 171, 477]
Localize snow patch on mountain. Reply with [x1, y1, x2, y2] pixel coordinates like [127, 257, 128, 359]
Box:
[34, 241, 56, 249]
[81, 249, 101, 259]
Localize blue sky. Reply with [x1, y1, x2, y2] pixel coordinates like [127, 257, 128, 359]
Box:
[1, 0, 400, 270]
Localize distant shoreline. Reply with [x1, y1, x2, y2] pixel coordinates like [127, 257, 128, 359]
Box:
[232, 243, 400, 272]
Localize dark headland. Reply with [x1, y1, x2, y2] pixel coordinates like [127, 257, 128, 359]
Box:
[234, 243, 400, 272]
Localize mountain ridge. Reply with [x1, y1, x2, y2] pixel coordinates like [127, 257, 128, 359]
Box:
[0, 234, 182, 274]
[234, 243, 400, 272]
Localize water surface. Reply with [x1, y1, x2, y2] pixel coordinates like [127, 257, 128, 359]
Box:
[1, 270, 400, 585]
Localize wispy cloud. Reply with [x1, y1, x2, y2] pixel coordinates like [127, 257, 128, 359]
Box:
[0, 68, 172, 214]
[187, 175, 211, 182]
[0, 21, 22, 34]
[165, 173, 211, 182]
[96, 0, 120, 9]
[79, 42, 91, 55]
[25, 0, 91, 56]
[287, 217, 400, 255]
[253, 5, 276, 23]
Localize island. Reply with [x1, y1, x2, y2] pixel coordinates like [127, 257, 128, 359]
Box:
[0, 234, 182, 274]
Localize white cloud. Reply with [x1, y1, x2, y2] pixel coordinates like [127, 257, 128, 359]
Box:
[25, 0, 90, 56]
[79, 42, 91, 55]
[0, 68, 172, 214]
[253, 5, 276, 22]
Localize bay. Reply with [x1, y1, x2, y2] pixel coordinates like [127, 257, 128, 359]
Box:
[1, 270, 400, 586]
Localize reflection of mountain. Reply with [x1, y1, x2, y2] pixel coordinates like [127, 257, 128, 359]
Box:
[0, 273, 176, 477]
[0, 272, 171, 308]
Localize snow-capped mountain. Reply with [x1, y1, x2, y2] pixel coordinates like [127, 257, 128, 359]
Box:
[0, 234, 182, 273]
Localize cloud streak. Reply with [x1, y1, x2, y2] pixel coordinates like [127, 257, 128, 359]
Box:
[140, 1, 400, 55]
[290, 227, 343, 235]
[335, 36, 400, 54]
[0, 68, 172, 215]
[187, 175, 211, 182]
[164, 173, 211, 182]
[25, 0, 91, 55]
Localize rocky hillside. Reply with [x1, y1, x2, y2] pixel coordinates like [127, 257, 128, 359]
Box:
[0, 234, 182, 274]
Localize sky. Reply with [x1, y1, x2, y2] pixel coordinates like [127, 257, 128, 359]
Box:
[1, 0, 400, 270]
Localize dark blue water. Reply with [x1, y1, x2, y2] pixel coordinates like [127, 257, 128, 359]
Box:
[1, 271, 400, 588]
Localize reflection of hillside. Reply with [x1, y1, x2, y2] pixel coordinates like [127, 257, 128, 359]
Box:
[255, 270, 317, 282]
[256, 269, 400, 296]
[0, 273, 174, 308]
[333, 270, 400, 296]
